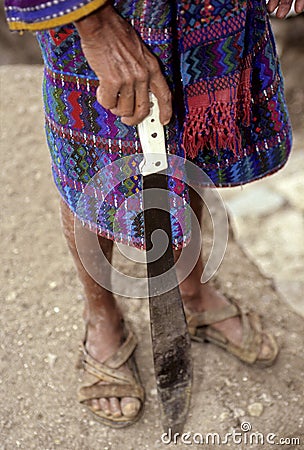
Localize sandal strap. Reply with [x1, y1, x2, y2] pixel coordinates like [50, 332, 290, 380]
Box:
[185, 292, 278, 366]
[80, 326, 138, 385]
[104, 326, 137, 369]
[203, 309, 263, 364]
[82, 357, 134, 384]
[239, 310, 254, 348]
[78, 381, 145, 403]
[186, 303, 239, 328]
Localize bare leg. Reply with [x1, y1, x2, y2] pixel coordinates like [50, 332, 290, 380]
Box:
[60, 199, 141, 418]
[175, 189, 272, 359]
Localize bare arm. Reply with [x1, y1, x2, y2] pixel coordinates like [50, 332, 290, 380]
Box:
[75, 2, 172, 126]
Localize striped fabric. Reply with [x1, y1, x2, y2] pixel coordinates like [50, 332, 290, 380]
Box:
[5, 0, 292, 248]
[5, 0, 108, 31]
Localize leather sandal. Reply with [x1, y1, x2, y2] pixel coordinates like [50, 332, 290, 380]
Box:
[184, 298, 279, 367]
[77, 321, 145, 428]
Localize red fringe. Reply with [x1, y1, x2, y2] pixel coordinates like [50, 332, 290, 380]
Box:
[182, 69, 252, 159]
[182, 101, 241, 159]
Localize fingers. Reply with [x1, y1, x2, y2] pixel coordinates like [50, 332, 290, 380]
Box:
[121, 80, 150, 126]
[110, 83, 135, 118]
[145, 51, 172, 126]
[295, 0, 304, 13]
[276, 0, 293, 18]
[121, 55, 172, 126]
[98, 78, 150, 127]
[78, 7, 172, 125]
[97, 52, 171, 126]
[96, 84, 118, 111]
[267, 0, 298, 18]
[149, 76, 172, 126]
[267, 0, 280, 14]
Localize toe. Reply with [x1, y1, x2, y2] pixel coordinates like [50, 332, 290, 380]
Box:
[258, 334, 275, 360]
[99, 398, 111, 415]
[121, 397, 141, 418]
[90, 399, 101, 411]
[109, 397, 122, 418]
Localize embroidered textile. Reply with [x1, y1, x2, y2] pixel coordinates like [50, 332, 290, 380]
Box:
[5, 0, 292, 248]
[5, 0, 108, 31]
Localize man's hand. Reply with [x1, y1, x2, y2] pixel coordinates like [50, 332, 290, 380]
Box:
[75, 3, 172, 126]
[267, 0, 304, 19]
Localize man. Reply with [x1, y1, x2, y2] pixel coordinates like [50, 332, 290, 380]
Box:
[5, 0, 303, 427]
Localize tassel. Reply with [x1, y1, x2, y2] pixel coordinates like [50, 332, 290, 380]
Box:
[182, 69, 252, 159]
[182, 101, 242, 159]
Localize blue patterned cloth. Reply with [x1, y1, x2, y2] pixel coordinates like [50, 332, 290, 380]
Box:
[6, 0, 292, 248]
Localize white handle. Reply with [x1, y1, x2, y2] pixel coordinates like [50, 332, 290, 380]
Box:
[138, 93, 168, 176]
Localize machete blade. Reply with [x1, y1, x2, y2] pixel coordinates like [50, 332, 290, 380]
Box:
[138, 93, 192, 433]
[143, 172, 192, 433]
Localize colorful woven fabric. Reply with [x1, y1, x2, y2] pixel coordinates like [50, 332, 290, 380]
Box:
[6, 0, 292, 248]
[5, 0, 108, 31]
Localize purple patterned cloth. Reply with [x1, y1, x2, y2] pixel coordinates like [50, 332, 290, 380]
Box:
[5, 0, 108, 30]
[5, 0, 292, 249]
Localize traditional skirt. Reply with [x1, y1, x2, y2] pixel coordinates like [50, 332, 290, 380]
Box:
[36, 0, 292, 249]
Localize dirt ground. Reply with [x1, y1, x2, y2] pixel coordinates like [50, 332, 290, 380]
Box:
[1, 64, 303, 450]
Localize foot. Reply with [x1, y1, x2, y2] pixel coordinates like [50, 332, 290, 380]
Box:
[180, 282, 274, 361]
[84, 314, 141, 419]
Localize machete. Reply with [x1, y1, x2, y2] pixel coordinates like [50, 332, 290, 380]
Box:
[138, 94, 192, 433]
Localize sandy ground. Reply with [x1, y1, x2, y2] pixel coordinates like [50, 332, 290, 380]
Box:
[0, 65, 303, 450]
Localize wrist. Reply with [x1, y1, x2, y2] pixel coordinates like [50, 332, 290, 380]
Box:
[74, 1, 115, 37]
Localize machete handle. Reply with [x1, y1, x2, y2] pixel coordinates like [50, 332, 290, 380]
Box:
[138, 92, 168, 176]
